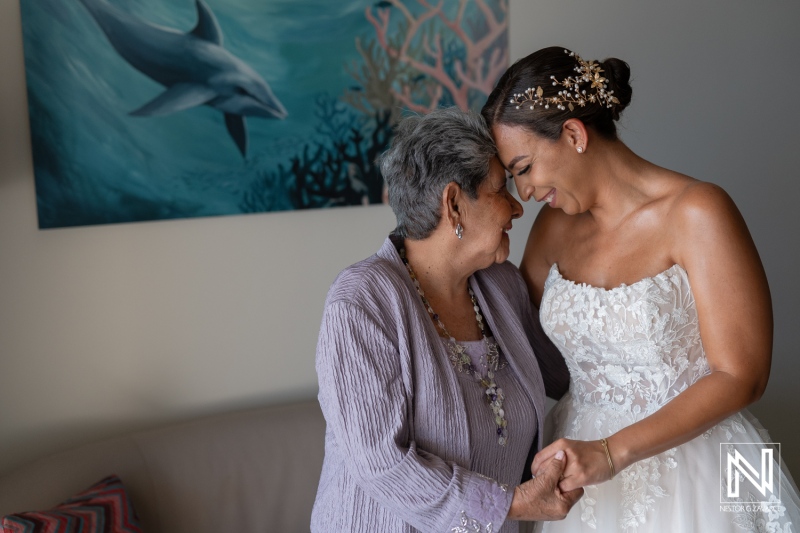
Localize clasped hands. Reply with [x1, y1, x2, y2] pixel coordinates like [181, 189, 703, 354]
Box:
[509, 438, 615, 522]
[533, 438, 616, 492]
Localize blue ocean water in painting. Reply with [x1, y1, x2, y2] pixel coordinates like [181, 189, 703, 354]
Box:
[20, 0, 506, 227]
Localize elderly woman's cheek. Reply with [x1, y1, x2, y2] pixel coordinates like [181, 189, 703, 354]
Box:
[496, 231, 511, 263]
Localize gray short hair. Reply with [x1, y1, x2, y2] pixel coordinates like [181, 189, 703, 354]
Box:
[380, 107, 497, 240]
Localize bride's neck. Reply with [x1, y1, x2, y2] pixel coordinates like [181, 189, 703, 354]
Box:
[586, 141, 659, 231]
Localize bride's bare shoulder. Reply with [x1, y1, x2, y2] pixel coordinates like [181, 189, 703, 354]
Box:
[666, 176, 754, 267]
[641, 167, 736, 222]
[520, 205, 576, 303]
[669, 178, 743, 225]
[525, 204, 574, 259]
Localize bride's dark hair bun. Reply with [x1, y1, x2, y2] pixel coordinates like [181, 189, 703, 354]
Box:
[482, 46, 633, 140]
[600, 57, 632, 121]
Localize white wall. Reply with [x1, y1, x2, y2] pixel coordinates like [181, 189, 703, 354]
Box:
[1, 0, 798, 480]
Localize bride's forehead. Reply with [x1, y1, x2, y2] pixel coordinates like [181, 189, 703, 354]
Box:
[494, 125, 553, 154]
[492, 123, 529, 143]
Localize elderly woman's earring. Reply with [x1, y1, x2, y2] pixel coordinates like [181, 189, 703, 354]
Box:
[455, 223, 463, 240]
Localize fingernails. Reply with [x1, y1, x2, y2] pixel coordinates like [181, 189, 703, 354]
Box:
[555, 450, 565, 460]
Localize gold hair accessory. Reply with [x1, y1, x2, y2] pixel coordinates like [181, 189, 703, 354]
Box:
[510, 49, 620, 112]
[600, 438, 616, 478]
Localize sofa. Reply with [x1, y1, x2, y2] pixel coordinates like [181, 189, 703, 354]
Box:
[0, 399, 326, 532]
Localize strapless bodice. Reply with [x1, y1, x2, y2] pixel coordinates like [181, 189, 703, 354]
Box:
[540, 263, 711, 424]
[536, 264, 800, 533]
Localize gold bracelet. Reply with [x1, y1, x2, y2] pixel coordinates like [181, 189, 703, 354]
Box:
[600, 438, 615, 478]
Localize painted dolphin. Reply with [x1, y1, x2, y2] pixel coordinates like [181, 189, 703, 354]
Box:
[77, 0, 287, 156]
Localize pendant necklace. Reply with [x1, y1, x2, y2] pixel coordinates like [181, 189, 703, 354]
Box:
[400, 246, 509, 446]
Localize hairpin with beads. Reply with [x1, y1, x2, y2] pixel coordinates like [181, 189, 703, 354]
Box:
[510, 49, 620, 112]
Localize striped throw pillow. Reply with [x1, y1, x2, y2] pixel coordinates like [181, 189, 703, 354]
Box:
[2, 475, 143, 533]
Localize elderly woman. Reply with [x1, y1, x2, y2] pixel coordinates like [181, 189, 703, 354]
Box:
[310, 108, 582, 532]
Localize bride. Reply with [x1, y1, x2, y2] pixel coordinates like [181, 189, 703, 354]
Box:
[482, 46, 800, 531]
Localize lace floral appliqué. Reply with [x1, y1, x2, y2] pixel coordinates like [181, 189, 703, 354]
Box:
[451, 511, 495, 533]
[726, 493, 791, 533]
[538, 263, 798, 532]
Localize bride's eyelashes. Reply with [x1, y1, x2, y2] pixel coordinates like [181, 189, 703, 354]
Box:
[517, 164, 531, 177]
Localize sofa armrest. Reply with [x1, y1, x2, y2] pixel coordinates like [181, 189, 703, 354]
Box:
[0, 399, 326, 533]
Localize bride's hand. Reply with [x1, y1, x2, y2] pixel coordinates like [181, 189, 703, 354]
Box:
[532, 438, 615, 492]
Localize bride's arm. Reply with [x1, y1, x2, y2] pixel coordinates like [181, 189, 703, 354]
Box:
[520, 206, 571, 399]
[532, 182, 773, 491]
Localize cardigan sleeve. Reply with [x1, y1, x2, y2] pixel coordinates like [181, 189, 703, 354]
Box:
[316, 300, 513, 532]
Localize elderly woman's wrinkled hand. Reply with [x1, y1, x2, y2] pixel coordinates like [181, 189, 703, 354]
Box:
[507, 450, 583, 522]
[532, 438, 615, 492]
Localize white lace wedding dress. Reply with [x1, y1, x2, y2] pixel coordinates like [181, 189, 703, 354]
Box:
[534, 263, 800, 532]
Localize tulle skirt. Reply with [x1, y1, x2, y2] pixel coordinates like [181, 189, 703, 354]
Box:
[531, 395, 800, 533]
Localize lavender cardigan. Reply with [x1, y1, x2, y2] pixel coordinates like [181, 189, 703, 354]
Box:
[311, 238, 569, 532]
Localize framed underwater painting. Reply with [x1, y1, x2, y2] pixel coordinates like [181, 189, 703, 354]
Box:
[19, 0, 509, 228]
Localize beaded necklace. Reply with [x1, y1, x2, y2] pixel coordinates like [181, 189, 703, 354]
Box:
[399, 246, 509, 446]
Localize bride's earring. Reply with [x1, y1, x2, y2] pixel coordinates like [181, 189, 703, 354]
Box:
[455, 223, 463, 240]
[577, 146, 584, 154]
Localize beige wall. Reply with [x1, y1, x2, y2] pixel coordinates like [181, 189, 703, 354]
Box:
[1, 0, 798, 480]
